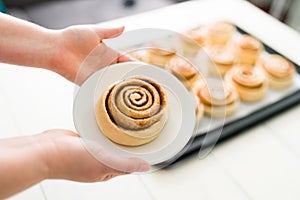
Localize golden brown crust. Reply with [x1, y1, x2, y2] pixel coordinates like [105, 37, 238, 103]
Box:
[192, 79, 239, 118]
[231, 66, 264, 88]
[95, 77, 168, 146]
[207, 46, 235, 65]
[225, 66, 268, 102]
[146, 48, 176, 67]
[166, 56, 202, 88]
[148, 48, 176, 56]
[205, 22, 236, 46]
[180, 28, 206, 56]
[127, 50, 148, 62]
[182, 27, 207, 47]
[238, 35, 262, 51]
[261, 54, 295, 78]
[205, 46, 236, 76]
[259, 54, 295, 90]
[190, 83, 205, 122]
[233, 35, 263, 66]
[167, 56, 197, 79]
[195, 96, 204, 122]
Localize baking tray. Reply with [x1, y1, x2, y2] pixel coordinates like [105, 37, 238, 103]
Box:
[105, 24, 300, 167]
[157, 26, 300, 167]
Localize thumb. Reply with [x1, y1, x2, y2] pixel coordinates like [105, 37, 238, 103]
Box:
[92, 26, 125, 40]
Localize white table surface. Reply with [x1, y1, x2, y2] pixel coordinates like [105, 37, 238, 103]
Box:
[2, 0, 300, 199]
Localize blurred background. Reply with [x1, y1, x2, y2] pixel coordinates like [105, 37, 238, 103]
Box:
[2, 0, 300, 31]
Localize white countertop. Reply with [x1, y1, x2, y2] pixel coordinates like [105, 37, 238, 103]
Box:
[2, 0, 300, 199]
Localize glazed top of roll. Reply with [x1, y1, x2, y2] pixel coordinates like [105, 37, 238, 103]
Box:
[206, 46, 236, 65]
[261, 54, 295, 78]
[206, 21, 236, 36]
[166, 56, 198, 79]
[182, 27, 207, 47]
[236, 35, 262, 52]
[194, 79, 238, 107]
[227, 66, 266, 88]
[105, 76, 168, 138]
[148, 47, 176, 56]
[127, 50, 147, 62]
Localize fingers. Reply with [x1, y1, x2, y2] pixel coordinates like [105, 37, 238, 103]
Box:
[96, 170, 129, 182]
[83, 139, 150, 173]
[42, 129, 80, 137]
[111, 157, 150, 173]
[92, 26, 125, 40]
[74, 44, 133, 85]
[117, 54, 134, 62]
[90, 26, 131, 63]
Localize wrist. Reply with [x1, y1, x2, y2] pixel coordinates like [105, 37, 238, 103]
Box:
[47, 29, 81, 82]
[31, 134, 52, 180]
[34, 130, 78, 180]
[40, 30, 66, 73]
[33, 133, 57, 180]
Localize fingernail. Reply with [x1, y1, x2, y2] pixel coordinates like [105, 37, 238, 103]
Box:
[139, 163, 150, 172]
[116, 26, 125, 32]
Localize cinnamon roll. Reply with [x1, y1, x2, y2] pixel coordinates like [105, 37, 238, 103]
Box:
[193, 79, 239, 118]
[146, 48, 176, 68]
[195, 95, 204, 122]
[181, 27, 206, 56]
[95, 77, 168, 146]
[232, 34, 263, 66]
[166, 56, 201, 88]
[127, 50, 148, 63]
[259, 54, 295, 90]
[205, 22, 236, 46]
[225, 66, 268, 102]
[205, 46, 236, 77]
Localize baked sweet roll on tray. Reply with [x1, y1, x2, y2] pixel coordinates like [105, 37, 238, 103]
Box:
[181, 28, 206, 56]
[225, 66, 268, 102]
[204, 21, 236, 46]
[71, 19, 300, 168]
[146, 48, 176, 67]
[259, 54, 296, 90]
[129, 21, 300, 165]
[230, 34, 263, 66]
[127, 50, 149, 63]
[120, 21, 299, 122]
[166, 55, 202, 88]
[192, 78, 239, 118]
[204, 45, 236, 77]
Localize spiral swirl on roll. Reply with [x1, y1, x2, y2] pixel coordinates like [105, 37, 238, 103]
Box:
[96, 76, 168, 146]
[108, 77, 167, 131]
[193, 79, 239, 118]
[230, 66, 265, 88]
[198, 79, 237, 107]
[225, 66, 268, 102]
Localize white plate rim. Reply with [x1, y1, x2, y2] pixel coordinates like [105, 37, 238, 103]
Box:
[73, 62, 196, 165]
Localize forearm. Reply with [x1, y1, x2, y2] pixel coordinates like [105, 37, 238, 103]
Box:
[0, 135, 48, 199]
[0, 13, 128, 83]
[0, 13, 58, 70]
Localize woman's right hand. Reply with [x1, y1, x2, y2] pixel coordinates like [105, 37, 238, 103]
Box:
[38, 129, 150, 182]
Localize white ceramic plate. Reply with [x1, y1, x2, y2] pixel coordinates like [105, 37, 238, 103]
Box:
[73, 62, 196, 165]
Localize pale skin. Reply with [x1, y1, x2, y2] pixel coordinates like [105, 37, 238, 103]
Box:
[0, 13, 150, 199]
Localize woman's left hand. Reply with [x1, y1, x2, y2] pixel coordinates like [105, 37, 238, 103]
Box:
[51, 26, 131, 84]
